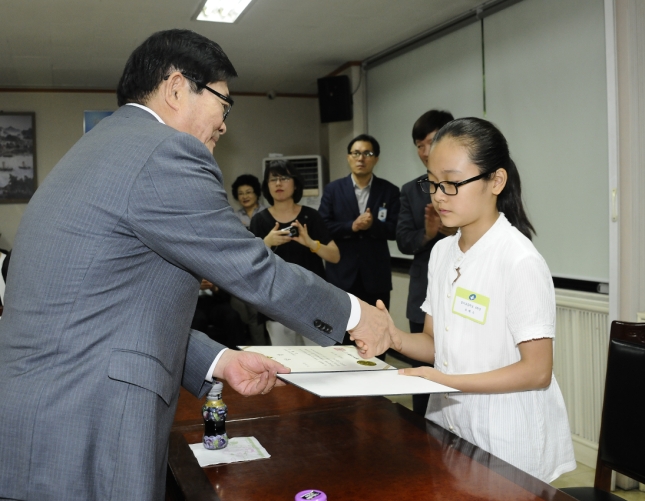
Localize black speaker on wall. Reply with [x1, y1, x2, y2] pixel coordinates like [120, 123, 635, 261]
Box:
[317, 75, 353, 123]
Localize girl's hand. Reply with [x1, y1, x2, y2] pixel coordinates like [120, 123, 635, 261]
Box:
[290, 220, 313, 249]
[398, 366, 443, 382]
[263, 222, 292, 247]
[375, 300, 403, 351]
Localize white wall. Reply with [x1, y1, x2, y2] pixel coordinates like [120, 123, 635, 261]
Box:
[320, 65, 369, 183]
[485, 0, 608, 283]
[366, 0, 609, 282]
[213, 94, 321, 202]
[0, 91, 321, 249]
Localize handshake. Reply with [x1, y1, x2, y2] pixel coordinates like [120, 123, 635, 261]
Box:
[347, 298, 397, 359]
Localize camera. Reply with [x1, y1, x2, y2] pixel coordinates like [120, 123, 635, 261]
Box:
[282, 225, 299, 237]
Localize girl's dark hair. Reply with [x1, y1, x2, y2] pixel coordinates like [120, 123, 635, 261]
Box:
[433, 117, 536, 240]
[261, 160, 304, 205]
[231, 174, 261, 200]
[117, 29, 237, 107]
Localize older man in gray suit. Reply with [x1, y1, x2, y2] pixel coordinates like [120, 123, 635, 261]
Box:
[0, 30, 391, 501]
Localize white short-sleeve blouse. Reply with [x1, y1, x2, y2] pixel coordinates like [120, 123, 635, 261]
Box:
[421, 213, 576, 483]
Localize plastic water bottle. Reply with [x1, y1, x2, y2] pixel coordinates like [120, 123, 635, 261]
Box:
[202, 381, 228, 450]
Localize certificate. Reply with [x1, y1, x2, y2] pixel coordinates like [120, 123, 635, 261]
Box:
[278, 371, 459, 398]
[240, 345, 459, 398]
[239, 345, 395, 373]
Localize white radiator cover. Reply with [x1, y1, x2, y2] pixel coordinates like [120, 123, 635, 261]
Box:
[553, 289, 609, 468]
[556, 293, 645, 490]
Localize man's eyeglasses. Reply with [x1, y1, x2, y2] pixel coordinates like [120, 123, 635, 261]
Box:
[349, 150, 375, 159]
[417, 172, 490, 195]
[168, 73, 234, 121]
[268, 175, 292, 184]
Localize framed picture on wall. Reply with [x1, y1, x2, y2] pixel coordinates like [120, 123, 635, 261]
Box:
[84, 110, 113, 134]
[0, 112, 37, 204]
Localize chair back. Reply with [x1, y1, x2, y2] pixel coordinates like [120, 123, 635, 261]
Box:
[596, 321, 645, 486]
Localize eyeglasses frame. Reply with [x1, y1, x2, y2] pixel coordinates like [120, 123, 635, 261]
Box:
[349, 150, 375, 159]
[164, 72, 234, 121]
[417, 171, 491, 196]
[267, 175, 293, 184]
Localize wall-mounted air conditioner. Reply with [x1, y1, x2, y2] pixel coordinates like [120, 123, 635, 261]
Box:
[262, 155, 328, 209]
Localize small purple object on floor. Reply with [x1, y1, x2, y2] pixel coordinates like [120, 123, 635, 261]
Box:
[295, 489, 327, 501]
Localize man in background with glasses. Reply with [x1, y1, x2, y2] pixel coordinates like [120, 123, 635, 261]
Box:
[0, 30, 393, 501]
[396, 109, 456, 416]
[319, 134, 400, 329]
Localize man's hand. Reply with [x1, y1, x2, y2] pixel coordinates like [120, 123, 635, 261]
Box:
[212, 350, 291, 396]
[348, 299, 393, 359]
[200, 279, 214, 291]
[424, 203, 441, 240]
[351, 208, 374, 232]
[374, 300, 403, 352]
[426, 203, 458, 237]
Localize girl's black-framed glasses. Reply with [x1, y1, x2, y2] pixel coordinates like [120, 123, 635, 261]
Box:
[417, 172, 489, 195]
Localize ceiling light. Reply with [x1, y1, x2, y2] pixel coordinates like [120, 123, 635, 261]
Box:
[196, 0, 254, 23]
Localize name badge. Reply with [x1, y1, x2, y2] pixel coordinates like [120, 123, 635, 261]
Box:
[452, 287, 489, 324]
[377, 207, 387, 222]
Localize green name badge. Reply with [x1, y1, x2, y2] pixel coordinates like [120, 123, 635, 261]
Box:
[452, 287, 490, 324]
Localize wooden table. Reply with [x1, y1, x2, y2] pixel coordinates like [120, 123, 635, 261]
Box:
[167, 385, 575, 501]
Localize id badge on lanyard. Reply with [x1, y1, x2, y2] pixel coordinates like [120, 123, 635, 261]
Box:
[377, 204, 387, 222]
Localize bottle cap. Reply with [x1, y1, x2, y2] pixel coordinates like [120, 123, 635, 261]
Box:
[295, 490, 327, 501]
[207, 381, 224, 399]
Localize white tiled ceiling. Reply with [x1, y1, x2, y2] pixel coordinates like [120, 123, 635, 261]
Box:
[0, 0, 485, 94]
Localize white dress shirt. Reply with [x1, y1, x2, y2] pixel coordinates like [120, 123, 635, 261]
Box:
[351, 174, 373, 213]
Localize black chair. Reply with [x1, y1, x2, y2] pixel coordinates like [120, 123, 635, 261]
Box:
[561, 321, 645, 501]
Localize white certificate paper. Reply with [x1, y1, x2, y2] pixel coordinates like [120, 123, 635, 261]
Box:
[239, 345, 394, 373]
[278, 370, 459, 398]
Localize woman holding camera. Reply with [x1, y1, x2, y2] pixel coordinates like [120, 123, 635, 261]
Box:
[250, 160, 340, 345]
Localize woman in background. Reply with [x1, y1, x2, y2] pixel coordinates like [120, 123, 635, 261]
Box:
[232, 174, 266, 228]
[229, 174, 268, 344]
[250, 160, 340, 346]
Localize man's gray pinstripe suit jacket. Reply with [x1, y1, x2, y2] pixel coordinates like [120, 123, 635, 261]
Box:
[0, 105, 350, 501]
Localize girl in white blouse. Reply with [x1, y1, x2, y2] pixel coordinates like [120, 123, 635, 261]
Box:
[386, 117, 576, 483]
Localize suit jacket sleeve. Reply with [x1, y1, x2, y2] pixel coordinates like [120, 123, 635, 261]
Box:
[182, 329, 223, 396]
[127, 133, 351, 348]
